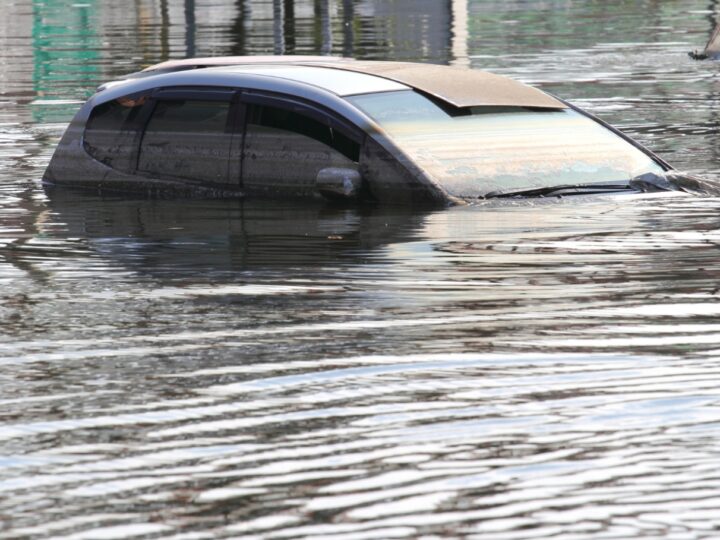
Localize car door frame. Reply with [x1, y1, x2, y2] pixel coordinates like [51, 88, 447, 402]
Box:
[129, 86, 242, 189]
[236, 89, 366, 191]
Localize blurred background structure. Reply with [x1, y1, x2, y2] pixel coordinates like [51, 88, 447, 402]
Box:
[3, 0, 719, 110]
[1, 0, 474, 122]
[17, 0, 468, 87]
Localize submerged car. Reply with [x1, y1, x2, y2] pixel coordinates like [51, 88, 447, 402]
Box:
[44, 56, 700, 205]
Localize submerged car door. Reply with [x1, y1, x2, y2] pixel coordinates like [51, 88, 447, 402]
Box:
[136, 88, 238, 188]
[239, 92, 362, 197]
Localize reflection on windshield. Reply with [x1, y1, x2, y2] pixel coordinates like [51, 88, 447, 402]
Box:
[349, 91, 665, 197]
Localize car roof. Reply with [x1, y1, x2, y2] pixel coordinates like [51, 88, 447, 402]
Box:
[206, 65, 409, 96]
[135, 56, 566, 110]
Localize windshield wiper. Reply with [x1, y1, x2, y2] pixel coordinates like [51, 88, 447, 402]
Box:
[480, 172, 720, 200]
[482, 183, 635, 199]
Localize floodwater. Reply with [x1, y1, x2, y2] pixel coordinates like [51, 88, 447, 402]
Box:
[4, 0, 720, 538]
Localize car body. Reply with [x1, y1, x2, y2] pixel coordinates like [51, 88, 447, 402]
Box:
[43, 56, 679, 206]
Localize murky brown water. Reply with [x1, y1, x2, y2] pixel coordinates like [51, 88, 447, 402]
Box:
[4, 1, 720, 538]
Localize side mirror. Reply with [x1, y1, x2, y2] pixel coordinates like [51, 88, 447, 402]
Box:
[316, 167, 362, 201]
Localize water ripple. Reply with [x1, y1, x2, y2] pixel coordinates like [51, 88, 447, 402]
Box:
[5, 0, 720, 538]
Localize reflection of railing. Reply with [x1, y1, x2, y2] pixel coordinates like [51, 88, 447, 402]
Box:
[30, 0, 472, 106]
[270, 0, 333, 56]
[262, 0, 468, 64]
[231, 0, 468, 62]
[185, 0, 196, 58]
[31, 0, 101, 121]
[450, 0, 469, 67]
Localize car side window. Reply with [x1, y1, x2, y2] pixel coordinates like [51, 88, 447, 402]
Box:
[242, 101, 360, 195]
[83, 94, 147, 173]
[137, 99, 232, 184]
[247, 104, 360, 162]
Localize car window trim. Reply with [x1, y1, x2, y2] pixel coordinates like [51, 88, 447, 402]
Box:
[86, 87, 365, 187]
[561, 98, 672, 172]
[228, 91, 245, 186]
[151, 87, 236, 102]
[240, 90, 364, 143]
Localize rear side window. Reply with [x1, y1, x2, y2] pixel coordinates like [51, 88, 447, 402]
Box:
[84, 95, 147, 173]
[138, 99, 232, 184]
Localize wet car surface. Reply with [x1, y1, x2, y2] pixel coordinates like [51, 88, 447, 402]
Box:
[44, 56, 688, 205]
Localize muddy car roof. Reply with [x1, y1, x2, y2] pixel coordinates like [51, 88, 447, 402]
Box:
[137, 56, 566, 110]
[210, 65, 410, 96]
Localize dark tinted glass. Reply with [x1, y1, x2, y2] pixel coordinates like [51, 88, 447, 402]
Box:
[145, 100, 229, 134]
[248, 105, 359, 162]
[138, 99, 232, 184]
[242, 103, 360, 196]
[84, 95, 146, 172]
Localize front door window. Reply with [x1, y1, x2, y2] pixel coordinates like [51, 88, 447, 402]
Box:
[242, 102, 359, 196]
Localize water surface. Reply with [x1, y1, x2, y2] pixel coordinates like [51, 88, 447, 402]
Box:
[3, 1, 720, 538]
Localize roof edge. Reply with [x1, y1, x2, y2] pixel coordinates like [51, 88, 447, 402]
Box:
[135, 56, 566, 110]
[140, 55, 356, 73]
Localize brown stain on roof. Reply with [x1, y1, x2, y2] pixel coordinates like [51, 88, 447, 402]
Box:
[140, 57, 566, 110]
[312, 61, 566, 109]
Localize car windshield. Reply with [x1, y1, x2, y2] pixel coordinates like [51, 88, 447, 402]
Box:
[347, 90, 665, 197]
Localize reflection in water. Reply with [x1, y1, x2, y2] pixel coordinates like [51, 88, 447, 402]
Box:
[22, 0, 465, 109]
[273, 0, 285, 55]
[31, 0, 100, 122]
[451, 0, 469, 67]
[5, 1, 720, 538]
[341, 0, 354, 57]
[317, 0, 333, 55]
[39, 190, 428, 274]
[6, 190, 720, 537]
[184, 0, 196, 58]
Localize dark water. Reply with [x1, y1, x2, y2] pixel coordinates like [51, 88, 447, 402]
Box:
[4, 1, 720, 538]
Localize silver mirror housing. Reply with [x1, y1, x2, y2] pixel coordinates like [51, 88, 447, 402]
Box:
[316, 167, 363, 200]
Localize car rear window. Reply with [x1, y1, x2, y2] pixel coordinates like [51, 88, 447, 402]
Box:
[348, 90, 665, 197]
[84, 94, 147, 173]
